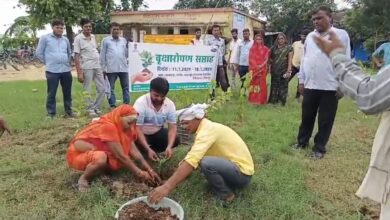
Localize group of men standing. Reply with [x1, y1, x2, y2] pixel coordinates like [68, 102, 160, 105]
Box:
[37, 19, 130, 118]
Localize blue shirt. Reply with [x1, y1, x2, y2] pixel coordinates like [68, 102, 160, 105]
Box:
[100, 36, 128, 73]
[238, 40, 253, 66]
[373, 42, 390, 68]
[36, 33, 71, 73]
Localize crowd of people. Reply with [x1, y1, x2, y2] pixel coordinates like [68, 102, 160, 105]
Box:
[3, 4, 390, 219]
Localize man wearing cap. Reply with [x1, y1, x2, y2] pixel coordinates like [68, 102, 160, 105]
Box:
[148, 104, 254, 203]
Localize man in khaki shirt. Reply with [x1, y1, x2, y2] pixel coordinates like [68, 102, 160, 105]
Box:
[289, 29, 310, 99]
[74, 18, 105, 117]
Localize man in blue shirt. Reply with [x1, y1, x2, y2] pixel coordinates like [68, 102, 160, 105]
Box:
[36, 19, 73, 118]
[100, 22, 129, 108]
[373, 32, 390, 69]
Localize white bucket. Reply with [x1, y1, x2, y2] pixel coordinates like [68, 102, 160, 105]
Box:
[114, 196, 184, 220]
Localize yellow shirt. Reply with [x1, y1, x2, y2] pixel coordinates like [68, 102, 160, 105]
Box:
[292, 41, 304, 67]
[184, 119, 254, 175]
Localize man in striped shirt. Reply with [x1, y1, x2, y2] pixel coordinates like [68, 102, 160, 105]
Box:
[315, 30, 390, 220]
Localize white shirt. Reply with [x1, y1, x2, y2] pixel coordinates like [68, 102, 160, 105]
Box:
[298, 27, 351, 91]
[133, 93, 176, 135]
[191, 38, 204, 46]
[205, 36, 225, 66]
[229, 38, 242, 64]
[238, 40, 253, 66]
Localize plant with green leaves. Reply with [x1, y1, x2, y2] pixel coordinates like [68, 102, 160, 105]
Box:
[237, 71, 252, 121]
[138, 50, 154, 73]
[71, 91, 93, 118]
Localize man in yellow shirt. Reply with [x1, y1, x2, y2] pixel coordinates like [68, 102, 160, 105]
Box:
[149, 104, 254, 203]
[289, 29, 310, 99]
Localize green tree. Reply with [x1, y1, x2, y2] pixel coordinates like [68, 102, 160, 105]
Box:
[118, 0, 148, 11]
[343, 0, 390, 51]
[18, 0, 104, 44]
[4, 16, 41, 38]
[93, 0, 115, 34]
[174, 0, 250, 14]
[252, 0, 335, 39]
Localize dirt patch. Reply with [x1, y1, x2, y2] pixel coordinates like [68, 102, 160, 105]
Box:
[158, 167, 176, 181]
[100, 175, 153, 199]
[118, 201, 179, 220]
[100, 166, 177, 199]
[0, 67, 77, 82]
[359, 205, 380, 220]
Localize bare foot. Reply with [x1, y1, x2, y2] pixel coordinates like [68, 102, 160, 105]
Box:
[77, 177, 90, 193]
[224, 193, 235, 202]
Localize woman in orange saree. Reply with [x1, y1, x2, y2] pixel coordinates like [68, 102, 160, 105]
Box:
[66, 104, 160, 192]
[248, 34, 270, 105]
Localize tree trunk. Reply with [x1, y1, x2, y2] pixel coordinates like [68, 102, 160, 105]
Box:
[66, 25, 74, 48]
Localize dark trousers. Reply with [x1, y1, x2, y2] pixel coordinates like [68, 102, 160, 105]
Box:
[200, 156, 251, 199]
[239, 65, 249, 88]
[269, 75, 289, 105]
[288, 66, 301, 98]
[106, 72, 130, 107]
[297, 89, 338, 153]
[145, 128, 180, 153]
[46, 71, 72, 116]
[216, 65, 228, 92]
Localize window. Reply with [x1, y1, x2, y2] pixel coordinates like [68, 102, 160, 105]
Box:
[180, 28, 189, 35]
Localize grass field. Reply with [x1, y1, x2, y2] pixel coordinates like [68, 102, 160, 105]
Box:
[0, 78, 381, 219]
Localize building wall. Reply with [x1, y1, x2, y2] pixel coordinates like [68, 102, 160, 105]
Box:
[111, 9, 264, 42]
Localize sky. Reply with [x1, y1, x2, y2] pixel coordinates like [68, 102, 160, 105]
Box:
[0, 0, 350, 36]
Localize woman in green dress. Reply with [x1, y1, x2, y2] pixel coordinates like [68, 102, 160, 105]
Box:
[269, 33, 293, 105]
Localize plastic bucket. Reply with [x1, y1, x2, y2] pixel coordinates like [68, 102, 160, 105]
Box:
[114, 196, 184, 220]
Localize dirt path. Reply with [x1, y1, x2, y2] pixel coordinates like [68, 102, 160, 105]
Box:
[0, 66, 77, 82]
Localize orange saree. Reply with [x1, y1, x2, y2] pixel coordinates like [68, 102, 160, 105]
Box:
[66, 105, 138, 171]
[248, 42, 270, 105]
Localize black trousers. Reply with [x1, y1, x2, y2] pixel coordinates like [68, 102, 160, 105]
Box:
[144, 128, 180, 153]
[288, 66, 301, 98]
[297, 89, 338, 153]
[46, 71, 72, 116]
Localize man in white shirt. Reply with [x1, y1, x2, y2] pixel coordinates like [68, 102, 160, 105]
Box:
[292, 6, 351, 159]
[191, 28, 203, 46]
[134, 77, 179, 161]
[205, 24, 228, 92]
[228, 28, 242, 86]
[237, 28, 253, 88]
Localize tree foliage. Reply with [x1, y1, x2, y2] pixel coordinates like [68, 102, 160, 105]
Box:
[174, 0, 250, 14]
[343, 0, 390, 51]
[117, 0, 148, 11]
[18, 0, 104, 43]
[4, 16, 42, 38]
[252, 0, 336, 39]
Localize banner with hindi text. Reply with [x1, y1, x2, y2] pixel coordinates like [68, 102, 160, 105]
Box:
[128, 43, 218, 92]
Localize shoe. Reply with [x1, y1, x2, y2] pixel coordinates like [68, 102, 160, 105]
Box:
[291, 143, 307, 150]
[46, 114, 55, 120]
[87, 109, 98, 117]
[310, 151, 324, 160]
[94, 109, 103, 115]
[63, 112, 76, 118]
